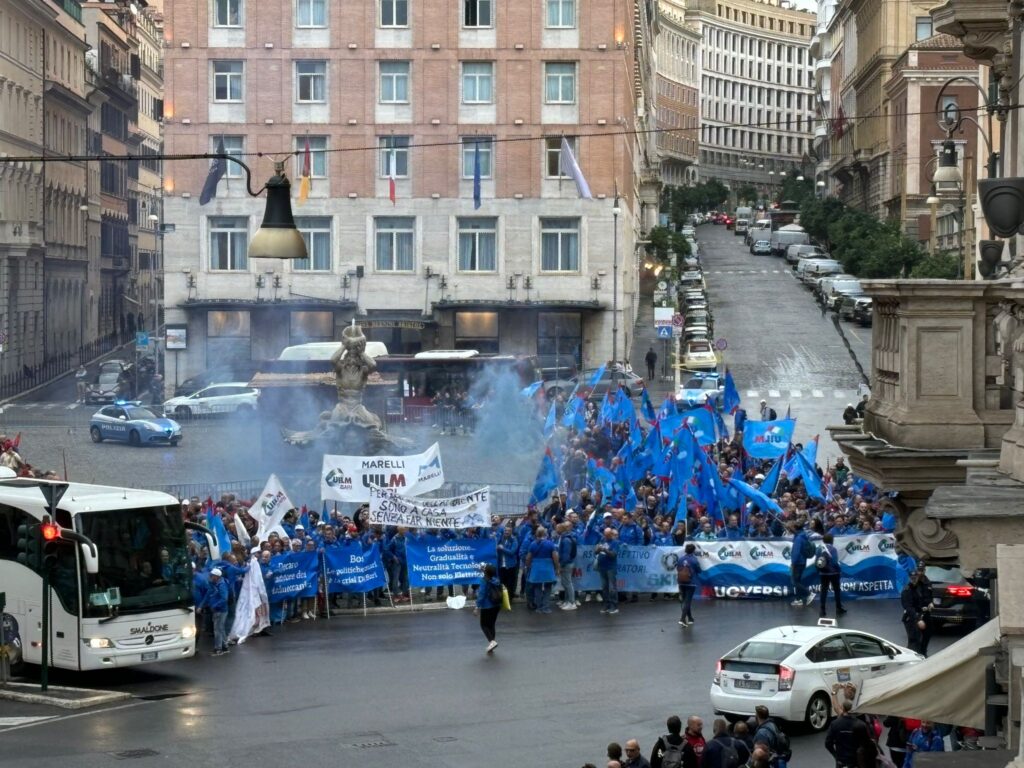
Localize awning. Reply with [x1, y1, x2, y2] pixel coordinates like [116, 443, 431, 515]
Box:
[854, 618, 1001, 730]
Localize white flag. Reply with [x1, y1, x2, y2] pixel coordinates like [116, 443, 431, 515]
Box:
[228, 556, 269, 644]
[233, 513, 250, 547]
[559, 137, 593, 199]
[251, 474, 295, 541]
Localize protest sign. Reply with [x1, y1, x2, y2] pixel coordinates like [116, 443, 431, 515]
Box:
[267, 551, 319, 602]
[405, 536, 497, 587]
[324, 543, 388, 593]
[367, 486, 490, 529]
[321, 443, 444, 503]
[251, 474, 295, 540]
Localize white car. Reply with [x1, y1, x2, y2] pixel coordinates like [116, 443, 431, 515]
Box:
[682, 340, 718, 371]
[710, 625, 922, 732]
[162, 382, 259, 419]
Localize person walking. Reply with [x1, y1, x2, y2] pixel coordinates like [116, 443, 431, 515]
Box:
[676, 543, 701, 627]
[198, 567, 230, 656]
[74, 364, 89, 403]
[556, 522, 578, 610]
[789, 520, 816, 607]
[645, 346, 658, 381]
[901, 566, 933, 655]
[824, 700, 871, 768]
[816, 534, 845, 618]
[476, 563, 503, 654]
[595, 527, 621, 615]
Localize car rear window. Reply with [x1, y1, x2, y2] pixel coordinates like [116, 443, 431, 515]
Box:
[925, 566, 965, 584]
[689, 342, 711, 353]
[728, 641, 798, 662]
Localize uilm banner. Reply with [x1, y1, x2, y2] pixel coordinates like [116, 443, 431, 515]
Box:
[367, 486, 490, 529]
[321, 443, 444, 503]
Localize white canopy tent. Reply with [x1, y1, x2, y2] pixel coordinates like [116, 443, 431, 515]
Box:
[855, 618, 1001, 730]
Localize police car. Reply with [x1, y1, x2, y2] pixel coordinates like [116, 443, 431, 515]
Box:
[89, 402, 183, 447]
[676, 373, 724, 409]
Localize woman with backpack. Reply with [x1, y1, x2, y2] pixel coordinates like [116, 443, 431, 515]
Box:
[476, 563, 504, 654]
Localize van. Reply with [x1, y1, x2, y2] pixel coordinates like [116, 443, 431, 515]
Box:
[770, 226, 810, 257]
[801, 260, 845, 285]
[745, 219, 771, 246]
[734, 218, 749, 236]
[785, 243, 826, 265]
[795, 258, 840, 282]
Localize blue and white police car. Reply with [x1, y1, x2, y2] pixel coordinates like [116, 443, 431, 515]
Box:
[675, 373, 724, 409]
[89, 402, 183, 447]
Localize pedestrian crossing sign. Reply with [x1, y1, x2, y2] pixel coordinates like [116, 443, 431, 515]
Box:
[657, 326, 673, 339]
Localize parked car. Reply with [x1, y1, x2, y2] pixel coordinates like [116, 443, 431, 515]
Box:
[681, 226, 697, 239]
[681, 340, 718, 371]
[734, 218, 749, 236]
[746, 220, 771, 247]
[162, 382, 260, 419]
[827, 281, 864, 311]
[676, 373, 724, 408]
[924, 565, 992, 631]
[853, 297, 873, 326]
[86, 371, 126, 404]
[815, 276, 859, 305]
[679, 271, 706, 290]
[798, 259, 844, 285]
[90, 403, 182, 447]
[545, 366, 644, 401]
[710, 625, 923, 732]
[838, 293, 867, 321]
[786, 243, 827, 266]
[751, 239, 772, 256]
[173, 365, 259, 397]
[684, 325, 710, 342]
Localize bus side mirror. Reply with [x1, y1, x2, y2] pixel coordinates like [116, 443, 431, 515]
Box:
[80, 542, 98, 574]
[206, 532, 221, 562]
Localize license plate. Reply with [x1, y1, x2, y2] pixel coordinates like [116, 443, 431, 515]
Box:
[733, 679, 762, 690]
[141, 651, 158, 662]
[933, 598, 942, 605]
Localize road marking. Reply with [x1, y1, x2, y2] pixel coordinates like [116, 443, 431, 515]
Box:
[812, 389, 824, 398]
[847, 327, 863, 343]
[0, 700, 144, 733]
[768, 389, 781, 398]
[0, 717, 57, 727]
[790, 390, 803, 398]
[833, 391, 845, 398]
[43, 403, 59, 409]
[65, 403, 79, 410]
[20, 403, 38, 410]
[746, 390, 759, 398]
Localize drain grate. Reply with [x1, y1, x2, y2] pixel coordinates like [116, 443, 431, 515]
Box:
[113, 749, 160, 759]
[432, 737, 457, 743]
[352, 740, 396, 749]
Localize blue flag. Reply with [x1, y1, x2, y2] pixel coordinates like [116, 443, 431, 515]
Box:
[472, 140, 482, 210]
[742, 418, 796, 459]
[562, 395, 585, 430]
[723, 369, 741, 414]
[792, 451, 826, 501]
[520, 380, 543, 398]
[199, 137, 227, 206]
[543, 402, 557, 437]
[729, 477, 784, 516]
[587, 364, 607, 389]
[206, 507, 232, 554]
[658, 396, 676, 420]
[598, 392, 613, 423]
[641, 387, 656, 422]
[629, 418, 643, 448]
[692, 446, 722, 522]
[299, 506, 311, 531]
[680, 407, 717, 446]
[615, 392, 636, 424]
[711, 406, 730, 441]
[761, 455, 784, 497]
[529, 449, 561, 505]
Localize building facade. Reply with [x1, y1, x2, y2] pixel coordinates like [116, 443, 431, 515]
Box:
[656, 0, 700, 188]
[809, 0, 837, 190]
[685, 0, 815, 199]
[161, 0, 658, 385]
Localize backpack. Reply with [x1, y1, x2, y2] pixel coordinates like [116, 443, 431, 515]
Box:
[677, 557, 693, 585]
[660, 736, 686, 768]
[720, 737, 741, 768]
[765, 721, 793, 761]
[767, 407, 778, 420]
[486, 580, 503, 606]
[815, 546, 832, 572]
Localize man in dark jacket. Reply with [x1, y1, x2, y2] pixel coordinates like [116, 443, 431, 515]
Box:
[704, 718, 745, 768]
[824, 701, 871, 768]
[817, 533, 845, 618]
[901, 566, 933, 655]
[789, 521, 815, 607]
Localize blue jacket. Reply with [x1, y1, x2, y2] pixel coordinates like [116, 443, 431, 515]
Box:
[200, 577, 229, 613]
[476, 576, 502, 609]
[618, 522, 643, 546]
[719, 525, 744, 541]
[903, 727, 943, 768]
[496, 535, 520, 568]
[791, 530, 813, 565]
[557, 533, 577, 565]
[387, 534, 408, 564]
[676, 553, 702, 583]
[817, 543, 840, 576]
[595, 539, 620, 572]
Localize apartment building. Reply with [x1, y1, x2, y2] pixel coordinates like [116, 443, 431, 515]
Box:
[685, 0, 815, 195]
[656, 0, 700, 187]
[161, 0, 659, 384]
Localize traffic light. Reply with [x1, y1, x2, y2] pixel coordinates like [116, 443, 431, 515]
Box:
[40, 522, 61, 571]
[16, 522, 41, 569]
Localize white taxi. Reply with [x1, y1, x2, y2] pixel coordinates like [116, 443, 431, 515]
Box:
[710, 625, 922, 732]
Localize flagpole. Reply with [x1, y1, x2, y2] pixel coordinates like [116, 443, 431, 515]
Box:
[322, 553, 331, 620]
[404, 539, 415, 613]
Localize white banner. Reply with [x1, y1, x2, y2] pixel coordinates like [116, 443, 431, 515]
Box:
[367, 486, 490, 529]
[252, 474, 295, 541]
[321, 442, 444, 503]
[228, 556, 270, 644]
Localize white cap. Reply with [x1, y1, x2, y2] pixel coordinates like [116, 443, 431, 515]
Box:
[754, 473, 765, 481]
[250, 546, 261, 555]
[210, 568, 223, 577]
[295, 524, 305, 530]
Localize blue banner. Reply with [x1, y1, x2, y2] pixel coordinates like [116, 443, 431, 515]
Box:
[405, 536, 497, 587]
[268, 551, 319, 603]
[571, 535, 904, 600]
[742, 418, 796, 459]
[324, 543, 387, 594]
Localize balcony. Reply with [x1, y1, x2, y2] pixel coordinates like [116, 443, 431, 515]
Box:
[102, 67, 138, 104]
[50, 0, 82, 23]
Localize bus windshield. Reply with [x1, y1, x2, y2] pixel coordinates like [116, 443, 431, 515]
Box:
[76, 505, 193, 618]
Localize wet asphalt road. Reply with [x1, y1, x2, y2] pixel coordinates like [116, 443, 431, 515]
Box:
[0, 597, 955, 768]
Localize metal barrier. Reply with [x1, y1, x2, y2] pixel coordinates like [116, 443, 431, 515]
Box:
[0, 333, 123, 401]
[384, 404, 483, 436]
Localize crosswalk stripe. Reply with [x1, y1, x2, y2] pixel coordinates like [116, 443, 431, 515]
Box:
[21, 403, 38, 409]
[768, 389, 781, 398]
[43, 403, 59, 409]
[0, 717, 57, 727]
[812, 389, 824, 398]
[790, 390, 802, 398]
[746, 390, 759, 398]
[833, 391, 845, 398]
[65, 403, 79, 410]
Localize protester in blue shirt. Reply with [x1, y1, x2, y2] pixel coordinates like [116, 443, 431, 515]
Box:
[524, 527, 560, 613]
[475, 563, 503, 654]
[903, 721, 943, 767]
[594, 527, 621, 614]
[555, 522, 578, 610]
[816, 533, 845, 619]
[676, 543, 701, 627]
[790, 520, 816, 607]
[718, 514, 744, 541]
[496, 525, 520, 599]
[197, 568, 229, 655]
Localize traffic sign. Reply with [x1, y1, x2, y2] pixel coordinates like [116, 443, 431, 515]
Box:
[135, 331, 150, 351]
[657, 326, 673, 339]
[715, 338, 728, 351]
[672, 313, 684, 327]
[654, 307, 674, 328]
[672, 326, 683, 338]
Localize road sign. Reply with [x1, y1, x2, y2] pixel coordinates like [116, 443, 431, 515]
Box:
[672, 313, 684, 327]
[672, 326, 683, 338]
[654, 307, 674, 328]
[657, 326, 673, 339]
[715, 338, 728, 351]
[135, 331, 150, 351]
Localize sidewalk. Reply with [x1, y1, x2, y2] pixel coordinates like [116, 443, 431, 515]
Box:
[629, 294, 676, 404]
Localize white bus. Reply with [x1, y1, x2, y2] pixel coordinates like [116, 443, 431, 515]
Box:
[0, 474, 218, 672]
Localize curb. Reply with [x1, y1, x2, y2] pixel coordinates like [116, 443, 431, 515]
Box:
[0, 682, 131, 710]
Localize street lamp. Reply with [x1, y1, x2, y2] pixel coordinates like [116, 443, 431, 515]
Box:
[931, 140, 968, 276]
[245, 160, 307, 260]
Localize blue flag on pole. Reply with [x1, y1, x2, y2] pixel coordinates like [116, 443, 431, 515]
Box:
[729, 477, 784, 516]
[742, 418, 796, 459]
[562, 395, 585, 430]
[587, 364, 607, 389]
[615, 392, 636, 424]
[206, 507, 232, 553]
[299, 506, 310, 531]
[520, 380, 543, 398]
[641, 387, 656, 422]
[529, 449, 561, 505]
[761, 455, 784, 497]
[723, 369, 741, 414]
[543, 402, 557, 437]
[680, 407, 717, 446]
[792, 451, 826, 501]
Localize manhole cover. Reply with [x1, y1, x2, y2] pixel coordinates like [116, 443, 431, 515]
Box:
[352, 740, 396, 749]
[113, 749, 160, 759]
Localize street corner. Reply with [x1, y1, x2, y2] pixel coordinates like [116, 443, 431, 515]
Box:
[0, 682, 132, 711]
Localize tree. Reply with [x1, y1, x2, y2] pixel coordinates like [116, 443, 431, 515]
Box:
[646, 226, 690, 263]
[909, 250, 959, 279]
[776, 176, 814, 206]
[735, 184, 759, 206]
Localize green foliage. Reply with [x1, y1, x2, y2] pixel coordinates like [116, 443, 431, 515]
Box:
[735, 184, 759, 206]
[647, 226, 690, 262]
[776, 176, 814, 206]
[663, 180, 732, 229]
[910, 250, 960, 279]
